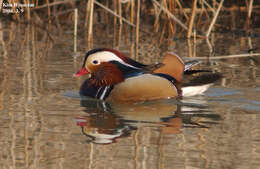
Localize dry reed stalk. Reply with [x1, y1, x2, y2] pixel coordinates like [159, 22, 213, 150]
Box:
[152, 0, 188, 30]
[130, 0, 135, 24]
[222, 4, 260, 12]
[104, 0, 110, 43]
[212, 0, 216, 9]
[206, 37, 214, 56]
[52, 3, 58, 29]
[118, 0, 122, 46]
[171, 7, 218, 13]
[105, 0, 110, 23]
[0, 20, 2, 36]
[183, 53, 260, 60]
[74, 8, 78, 52]
[153, 0, 163, 33]
[135, 0, 140, 59]
[161, 0, 168, 35]
[206, 0, 224, 37]
[0, 0, 3, 11]
[199, 1, 211, 26]
[175, 4, 260, 13]
[121, 1, 130, 43]
[88, 0, 94, 42]
[201, 0, 215, 13]
[84, 0, 91, 28]
[0, 19, 4, 54]
[113, 0, 117, 47]
[196, 1, 204, 26]
[46, 0, 51, 23]
[168, 0, 176, 36]
[123, 0, 129, 11]
[118, 0, 122, 25]
[175, 0, 189, 20]
[230, 4, 236, 29]
[52, 9, 75, 18]
[247, 37, 253, 53]
[130, 43, 135, 59]
[129, 0, 135, 43]
[186, 38, 193, 57]
[94, 1, 135, 27]
[159, 20, 167, 44]
[23, 0, 31, 21]
[187, 0, 197, 38]
[162, 0, 168, 22]
[113, 0, 117, 25]
[247, 0, 254, 21]
[193, 30, 196, 57]
[34, 0, 79, 10]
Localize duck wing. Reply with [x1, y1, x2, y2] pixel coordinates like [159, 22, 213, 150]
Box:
[153, 52, 185, 82]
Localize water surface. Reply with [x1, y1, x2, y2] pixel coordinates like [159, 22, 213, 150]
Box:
[0, 22, 260, 169]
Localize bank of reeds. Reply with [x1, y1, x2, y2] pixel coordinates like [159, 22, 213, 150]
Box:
[0, 0, 259, 60]
[1, 1, 259, 37]
[0, 0, 259, 55]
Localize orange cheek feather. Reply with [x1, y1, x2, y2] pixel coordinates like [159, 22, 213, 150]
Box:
[90, 63, 125, 87]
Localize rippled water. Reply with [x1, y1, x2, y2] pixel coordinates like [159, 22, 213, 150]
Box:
[0, 21, 260, 169]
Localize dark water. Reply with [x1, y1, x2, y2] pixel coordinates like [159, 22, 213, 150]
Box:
[0, 21, 260, 169]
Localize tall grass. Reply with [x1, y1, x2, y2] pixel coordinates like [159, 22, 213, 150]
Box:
[1, 0, 258, 40]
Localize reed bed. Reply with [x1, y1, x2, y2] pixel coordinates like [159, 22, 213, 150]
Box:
[1, 1, 258, 35]
[0, 0, 259, 57]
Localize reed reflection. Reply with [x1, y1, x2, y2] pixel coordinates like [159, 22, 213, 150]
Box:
[75, 98, 221, 144]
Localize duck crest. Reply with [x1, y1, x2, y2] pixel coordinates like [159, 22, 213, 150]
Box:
[103, 48, 146, 68]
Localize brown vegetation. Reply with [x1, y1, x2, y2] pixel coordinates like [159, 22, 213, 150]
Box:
[0, 0, 259, 58]
[1, 0, 259, 38]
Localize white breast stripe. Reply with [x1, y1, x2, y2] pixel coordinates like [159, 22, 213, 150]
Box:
[99, 86, 108, 100]
[95, 88, 102, 98]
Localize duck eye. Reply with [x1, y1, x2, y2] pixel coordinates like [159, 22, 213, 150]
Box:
[92, 60, 99, 65]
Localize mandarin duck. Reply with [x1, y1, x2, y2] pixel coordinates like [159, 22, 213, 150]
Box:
[74, 48, 221, 102]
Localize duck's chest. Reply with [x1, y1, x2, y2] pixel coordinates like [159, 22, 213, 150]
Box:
[106, 74, 178, 102]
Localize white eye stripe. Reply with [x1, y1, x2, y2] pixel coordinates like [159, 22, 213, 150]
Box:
[90, 51, 123, 62]
[89, 51, 140, 69]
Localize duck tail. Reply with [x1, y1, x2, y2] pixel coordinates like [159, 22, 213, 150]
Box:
[184, 69, 212, 75]
[182, 73, 222, 97]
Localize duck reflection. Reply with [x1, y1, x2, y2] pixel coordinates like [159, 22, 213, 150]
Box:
[75, 113, 130, 144]
[75, 98, 221, 144]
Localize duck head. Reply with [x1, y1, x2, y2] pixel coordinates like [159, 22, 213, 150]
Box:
[74, 48, 145, 87]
